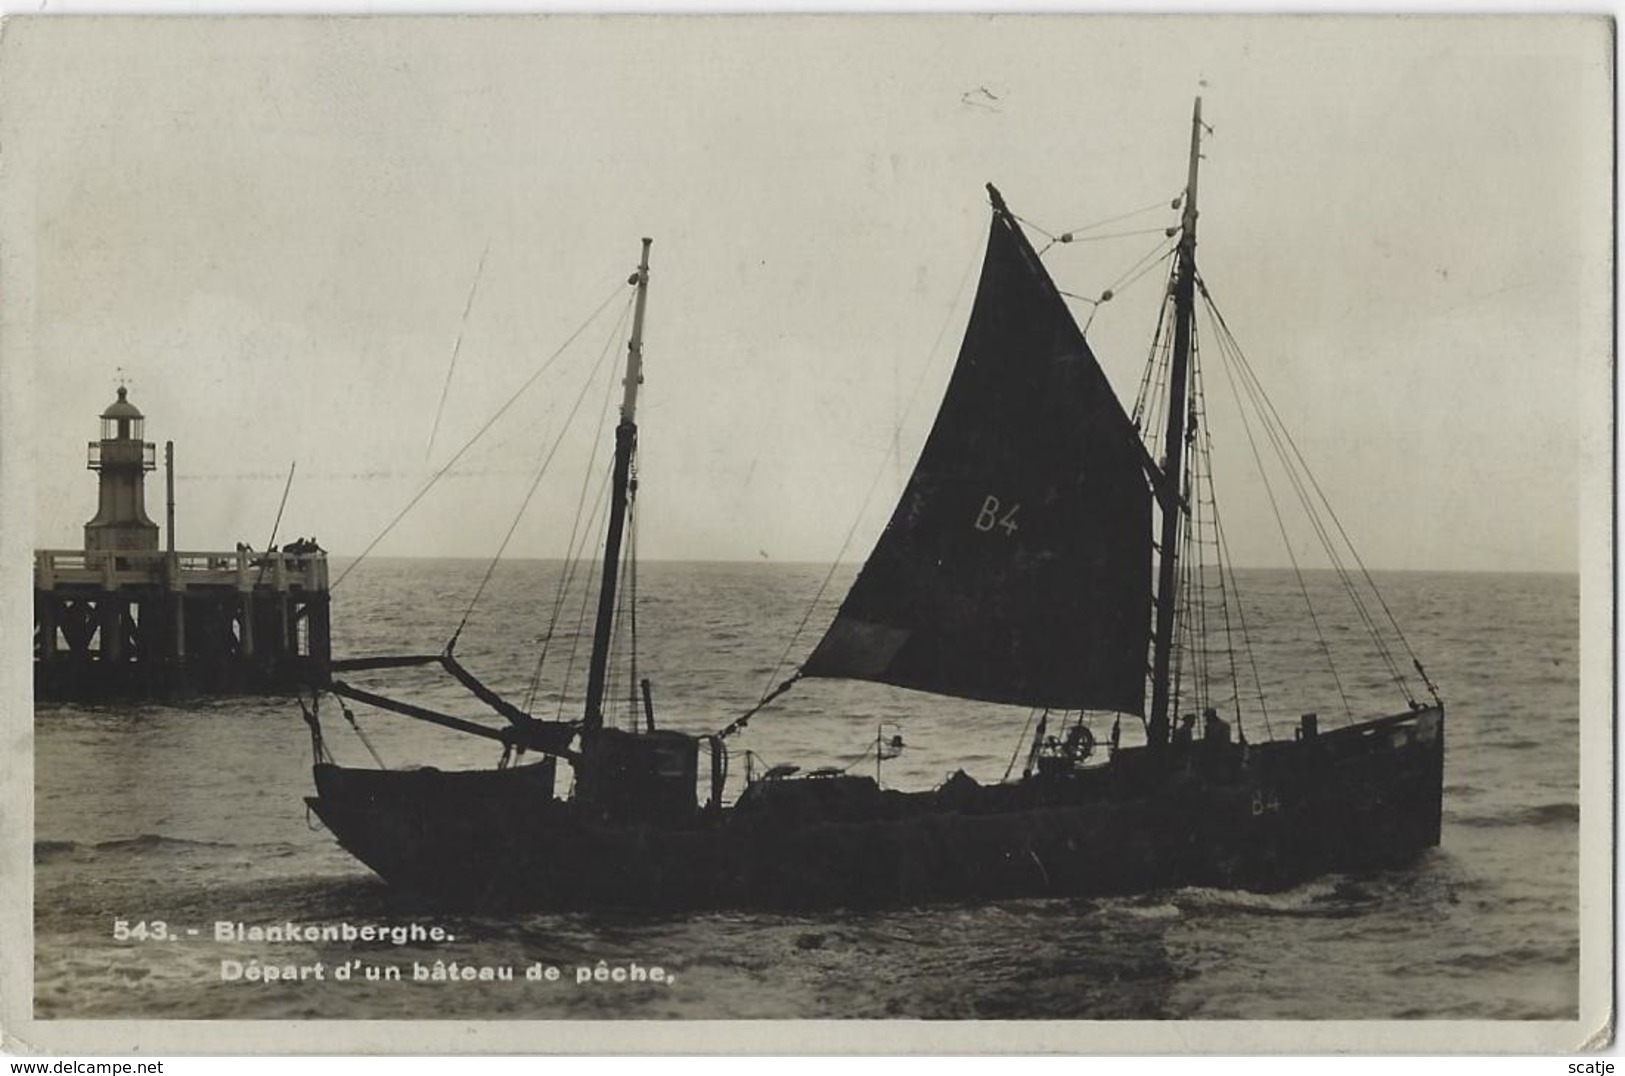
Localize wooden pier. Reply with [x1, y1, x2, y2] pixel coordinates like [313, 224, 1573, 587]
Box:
[34, 386, 332, 700]
[34, 547, 331, 698]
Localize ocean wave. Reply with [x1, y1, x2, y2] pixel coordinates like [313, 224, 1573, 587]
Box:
[1453, 802, 1579, 830]
[1434, 943, 1577, 974]
[1104, 901, 1183, 921]
[1170, 879, 1366, 919]
[91, 834, 241, 854]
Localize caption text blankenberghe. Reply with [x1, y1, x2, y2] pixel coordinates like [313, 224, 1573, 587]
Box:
[110, 919, 677, 987]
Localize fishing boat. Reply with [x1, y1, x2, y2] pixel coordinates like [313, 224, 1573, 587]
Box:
[302, 99, 1445, 910]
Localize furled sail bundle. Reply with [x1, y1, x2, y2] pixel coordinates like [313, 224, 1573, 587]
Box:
[803, 189, 1153, 714]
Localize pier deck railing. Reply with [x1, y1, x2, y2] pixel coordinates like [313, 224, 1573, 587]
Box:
[35, 548, 329, 592]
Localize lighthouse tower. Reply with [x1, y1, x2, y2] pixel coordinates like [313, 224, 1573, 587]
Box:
[84, 387, 159, 553]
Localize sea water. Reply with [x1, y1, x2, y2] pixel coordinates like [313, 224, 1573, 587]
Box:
[33, 562, 1580, 1020]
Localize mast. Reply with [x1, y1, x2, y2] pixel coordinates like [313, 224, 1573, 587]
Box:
[1148, 97, 1202, 736]
[583, 238, 652, 733]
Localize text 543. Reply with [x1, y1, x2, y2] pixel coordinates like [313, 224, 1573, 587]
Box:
[112, 919, 172, 941]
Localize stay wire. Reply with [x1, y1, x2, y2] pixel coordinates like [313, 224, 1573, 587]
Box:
[603, 481, 637, 731]
[530, 458, 615, 715]
[1059, 225, 1177, 245]
[725, 228, 985, 737]
[1055, 193, 1183, 242]
[1189, 341, 1214, 719]
[332, 277, 629, 591]
[337, 697, 389, 771]
[627, 489, 641, 730]
[1206, 290, 1354, 721]
[450, 295, 634, 649]
[1200, 282, 1412, 705]
[1087, 240, 1179, 336]
[1004, 708, 1041, 782]
[1200, 278, 1426, 703]
[525, 336, 626, 711]
[1212, 490, 1274, 739]
[1189, 342, 1269, 737]
[1131, 260, 1181, 430]
[1110, 237, 1182, 299]
[555, 464, 616, 723]
[1034, 193, 1181, 257]
[426, 242, 491, 462]
[253, 462, 298, 588]
[1188, 338, 1260, 740]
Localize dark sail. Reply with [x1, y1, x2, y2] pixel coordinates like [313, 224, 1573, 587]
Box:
[802, 190, 1153, 713]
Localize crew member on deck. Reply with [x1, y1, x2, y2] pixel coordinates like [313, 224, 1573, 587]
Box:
[1173, 713, 1196, 748]
[1203, 707, 1231, 746]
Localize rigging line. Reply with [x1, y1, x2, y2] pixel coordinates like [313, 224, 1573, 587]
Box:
[1184, 468, 1202, 714]
[529, 456, 616, 714]
[1057, 225, 1178, 244]
[1023, 711, 1051, 779]
[332, 277, 629, 591]
[745, 228, 985, 714]
[1055, 193, 1183, 241]
[1190, 350, 1257, 737]
[1109, 237, 1181, 298]
[1148, 306, 1176, 448]
[546, 464, 615, 718]
[254, 461, 298, 587]
[1176, 432, 1195, 711]
[1198, 410, 1231, 723]
[555, 461, 616, 722]
[1131, 261, 1180, 428]
[715, 673, 800, 740]
[1199, 282, 1427, 698]
[1208, 303, 1355, 722]
[426, 241, 491, 463]
[1003, 708, 1040, 782]
[450, 295, 634, 648]
[1237, 351, 1410, 699]
[603, 483, 638, 731]
[1207, 320, 1388, 717]
[337, 697, 389, 771]
[834, 726, 894, 776]
[1188, 340, 1216, 719]
[1196, 385, 1257, 740]
[1168, 453, 1196, 720]
[297, 692, 332, 766]
[626, 491, 640, 730]
[1011, 212, 1056, 241]
[1205, 298, 1411, 703]
[525, 331, 626, 711]
[1212, 495, 1273, 740]
[1084, 239, 1179, 336]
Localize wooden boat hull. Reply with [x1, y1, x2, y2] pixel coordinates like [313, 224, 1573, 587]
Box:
[306, 706, 1443, 911]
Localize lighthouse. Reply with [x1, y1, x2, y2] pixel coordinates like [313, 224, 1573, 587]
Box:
[84, 386, 160, 554]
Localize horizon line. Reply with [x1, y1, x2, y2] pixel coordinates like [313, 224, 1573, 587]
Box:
[316, 554, 1580, 576]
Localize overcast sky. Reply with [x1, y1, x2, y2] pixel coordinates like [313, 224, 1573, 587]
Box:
[2, 16, 1609, 572]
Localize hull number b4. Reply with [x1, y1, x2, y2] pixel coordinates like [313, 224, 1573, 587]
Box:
[974, 495, 1021, 536]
